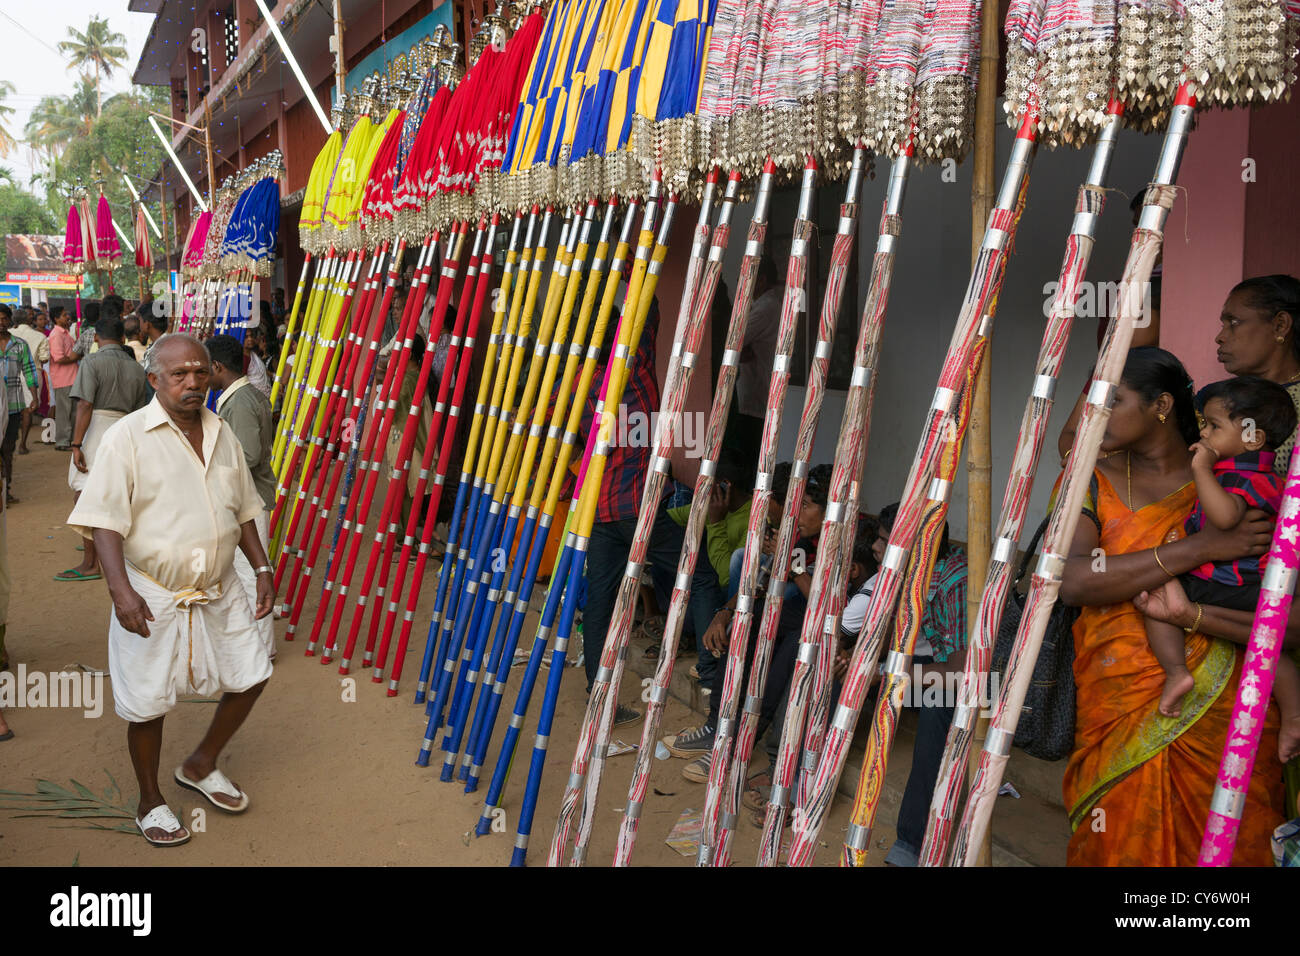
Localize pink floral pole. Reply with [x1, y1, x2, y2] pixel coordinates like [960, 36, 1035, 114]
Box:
[1199, 450, 1300, 865]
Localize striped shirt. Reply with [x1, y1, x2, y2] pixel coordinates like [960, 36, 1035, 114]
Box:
[922, 547, 969, 664]
[1187, 452, 1284, 587]
[0, 336, 38, 414]
[846, 546, 968, 664]
[581, 297, 661, 523]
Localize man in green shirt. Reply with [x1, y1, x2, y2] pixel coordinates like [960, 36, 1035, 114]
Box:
[207, 334, 277, 659]
[666, 454, 754, 684]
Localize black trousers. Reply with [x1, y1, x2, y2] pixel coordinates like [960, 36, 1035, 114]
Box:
[583, 496, 685, 692]
[0, 411, 20, 489]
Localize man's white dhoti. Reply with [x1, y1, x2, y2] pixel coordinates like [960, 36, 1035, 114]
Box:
[108, 563, 273, 722]
[68, 409, 124, 493]
[232, 509, 274, 658]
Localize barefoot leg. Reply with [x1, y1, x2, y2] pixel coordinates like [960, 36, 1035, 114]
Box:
[180, 678, 268, 808]
[1272, 655, 1300, 763]
[127, 716, 187, 843]
[1145, 616, 1195, 718]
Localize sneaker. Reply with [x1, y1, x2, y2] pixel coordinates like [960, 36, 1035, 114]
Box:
[682, 754, 711, 783]
[884, 841, 919, 867]
[664, 723, 714, 758]
[613, 704, 641, 727]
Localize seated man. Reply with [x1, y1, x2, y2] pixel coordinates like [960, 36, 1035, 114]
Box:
[666, 453, 755, 684]
[670, 463, 832, 783]
[864, 502, 968, 867]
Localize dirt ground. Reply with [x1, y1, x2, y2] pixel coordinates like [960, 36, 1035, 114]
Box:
[0, 439, 883, 867]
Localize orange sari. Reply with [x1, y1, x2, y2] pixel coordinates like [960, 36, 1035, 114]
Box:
[1063, 469, 1286, 866]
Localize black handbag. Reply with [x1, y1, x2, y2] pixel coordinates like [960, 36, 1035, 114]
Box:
[990, 499, 1089, 762]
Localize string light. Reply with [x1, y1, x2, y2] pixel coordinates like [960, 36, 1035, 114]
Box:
[253, 0, 332, 135]
[148, 115, 208, 212]
[120, 173, 163, 239]
[111, 216, 135, 254]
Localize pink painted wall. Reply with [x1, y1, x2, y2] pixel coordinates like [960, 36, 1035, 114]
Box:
[1244, 95, 1300, 280]
[1162, 98, 1300, 390]
[1162, 107, 1249, 389]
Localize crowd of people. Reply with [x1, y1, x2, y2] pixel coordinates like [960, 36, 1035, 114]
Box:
[3, 263, 1299, 868]
[575, 268, 1300, 867]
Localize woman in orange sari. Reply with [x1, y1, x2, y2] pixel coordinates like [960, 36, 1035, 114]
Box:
[1060, 348, 1289, 865]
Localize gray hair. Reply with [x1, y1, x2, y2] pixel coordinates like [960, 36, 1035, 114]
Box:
[145, 332, 206, 376]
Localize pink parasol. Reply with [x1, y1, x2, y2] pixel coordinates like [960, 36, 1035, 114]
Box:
[94, 192, 121, 271]
[134, 204, 154, 272]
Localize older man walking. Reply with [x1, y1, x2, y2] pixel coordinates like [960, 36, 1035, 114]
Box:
[69, 333, 276, 846]
[57, 308, 148, 583]
[206, 334, 276, 660]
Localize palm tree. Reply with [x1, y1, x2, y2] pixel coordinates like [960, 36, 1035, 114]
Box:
[58, 16, 129, 117]
[23, 76, 98, 165]
[0, 81, 17, 158]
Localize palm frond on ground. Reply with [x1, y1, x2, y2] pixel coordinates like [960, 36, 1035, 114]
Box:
[0, 771, 138, 834]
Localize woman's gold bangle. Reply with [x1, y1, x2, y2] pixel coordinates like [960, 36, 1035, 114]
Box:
[1153, 545, 1174, 579]
[1184, 602, 1204, 635]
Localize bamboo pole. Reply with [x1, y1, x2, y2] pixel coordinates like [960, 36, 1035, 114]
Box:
[334, 221, 472, 673]
[841, 332, 990, 866]
[743, 157, 871, 866]
[376, 214, 503, 690]
[316, 227, 454, 662]
[300, 235, 438, 653]
[470, 199, 642, 829]
[458, 198, 619, 780]
[1202, 438, 1300, 863]
[784, 116, 1038, 866]
[951, 83, 1196, 867]
[274, 244, 390, 603]
[709, 149, 913, 868]
[364, 219, 493, 674]
[415, 209, 545, 704]
[963, 0, 1002, 869]
[280, 239, 410, 633]
[520, 181, 674, 867]
[411, 210, 531, 705]
[433, 210, 588, 780]
[417, 210, 557, 730]
[444, 201, 601, 780]
[920, 103, 1124, 865]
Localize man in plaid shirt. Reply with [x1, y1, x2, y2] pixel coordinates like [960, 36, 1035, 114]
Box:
[579, 297, 688, 725]
[865, 502, 968, 867]
[0, 305, 39, 503]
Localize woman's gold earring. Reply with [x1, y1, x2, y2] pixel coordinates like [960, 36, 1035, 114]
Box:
[1158, 413, 1167, 424]
[1277, 336, 1286, 343]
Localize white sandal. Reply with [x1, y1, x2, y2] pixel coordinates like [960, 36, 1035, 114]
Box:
[136, 804, 191, 847]
[174, 766, 250, 813]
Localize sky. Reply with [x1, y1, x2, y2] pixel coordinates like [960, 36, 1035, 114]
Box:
[0, 3, 158, 187]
